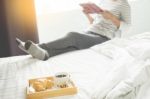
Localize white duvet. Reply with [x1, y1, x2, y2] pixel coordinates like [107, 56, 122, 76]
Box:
[91, 32, 150, 99]
[0, 32, 150, 99]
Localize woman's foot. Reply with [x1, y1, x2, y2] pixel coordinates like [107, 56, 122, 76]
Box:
[16, 38, 49, 60]
[16, 38, 28, 53]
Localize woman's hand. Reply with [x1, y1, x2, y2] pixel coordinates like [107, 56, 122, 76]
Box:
[82, 9, 94, 24]
[100, 10, 121, 28]
[82, 7, 91, 14]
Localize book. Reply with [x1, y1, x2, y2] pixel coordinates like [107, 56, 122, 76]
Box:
[80, 3, 104, 14]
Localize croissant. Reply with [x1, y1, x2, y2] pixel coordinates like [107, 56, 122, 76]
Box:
[32, 78, 54, 92]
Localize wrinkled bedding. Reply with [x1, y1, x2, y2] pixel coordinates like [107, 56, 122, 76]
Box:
[0, 32, 150, 99]
[91, 32, 150, 99]
[0, 49, 113, 99]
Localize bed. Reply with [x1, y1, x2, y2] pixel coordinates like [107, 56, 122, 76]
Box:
[0, 32, 150, 99]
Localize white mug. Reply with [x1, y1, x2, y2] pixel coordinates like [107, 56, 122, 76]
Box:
[54, 72, 70, 88]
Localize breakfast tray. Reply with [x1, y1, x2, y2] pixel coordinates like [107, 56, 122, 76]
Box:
[26, 76, 77, 99]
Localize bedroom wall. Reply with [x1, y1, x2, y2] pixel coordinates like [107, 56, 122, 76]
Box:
[124, 0, 150, 37]
[36, 10, 89, 43]
[36, 0, 150, 43]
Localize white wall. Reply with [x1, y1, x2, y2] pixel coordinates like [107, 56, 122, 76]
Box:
[124, 0, 150, 37]
[36, 10, 89, 43]
[35, 0, 150, 43]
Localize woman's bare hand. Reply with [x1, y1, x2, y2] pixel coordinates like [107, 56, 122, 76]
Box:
[82, 9, 94, 24]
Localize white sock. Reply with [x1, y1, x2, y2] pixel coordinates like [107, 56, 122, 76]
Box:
[26, 41, 49, 60]
[16, 38, 49, 60]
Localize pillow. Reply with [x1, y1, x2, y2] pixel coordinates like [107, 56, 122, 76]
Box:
[91, 38, 131, 59]
[125, 39, 150, 60]
[91, 32, 150, 60]
[129, 32, 150, 40]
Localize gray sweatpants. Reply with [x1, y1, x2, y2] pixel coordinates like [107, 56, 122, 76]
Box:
[40, 31, 109, 58]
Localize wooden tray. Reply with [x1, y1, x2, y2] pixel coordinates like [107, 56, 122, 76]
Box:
[26, 76, 77, 99]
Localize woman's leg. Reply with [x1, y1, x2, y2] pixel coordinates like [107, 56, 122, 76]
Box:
[18, 32, 109, 60]
[39, 32, 109, 58]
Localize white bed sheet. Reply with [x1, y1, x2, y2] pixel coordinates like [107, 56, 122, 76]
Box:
[0, 49, 113, 99]
[1, 32, 150, 99]
[137, 80, 150, 99]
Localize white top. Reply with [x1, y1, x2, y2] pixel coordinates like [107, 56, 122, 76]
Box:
[86, 0, 131, 39]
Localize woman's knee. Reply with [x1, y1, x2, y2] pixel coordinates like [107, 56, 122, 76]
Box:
[67, 32, 80, 37]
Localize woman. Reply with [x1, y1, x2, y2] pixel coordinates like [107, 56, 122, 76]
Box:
[17, 0, 131, 60]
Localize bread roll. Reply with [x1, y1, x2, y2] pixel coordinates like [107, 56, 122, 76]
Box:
[32, 79, 47, 92]
[32, 81, 45, 92]
[46, 79, 54, 89]
[32, 78, 54, 92]
[37, 79, 47, 88]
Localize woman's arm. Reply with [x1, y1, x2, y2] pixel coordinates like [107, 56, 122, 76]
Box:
[82, 10, 94, 24]
[100, 4, 131, 31]
[101, 4, 131, 34]
[100, 11, 121, 28]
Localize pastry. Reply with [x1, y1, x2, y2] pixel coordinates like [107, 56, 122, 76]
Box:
[32, 81, 45, 92]
[32, 78, 54, 92]
[32, 79, 47, 92]
[46, 79, 54, 89]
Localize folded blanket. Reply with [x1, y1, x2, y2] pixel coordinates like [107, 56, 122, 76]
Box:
[105, 59, 150, 99]
[92, 55, 150, 99]
[91, 32, 150, 99]
[91, 41, 135, 99]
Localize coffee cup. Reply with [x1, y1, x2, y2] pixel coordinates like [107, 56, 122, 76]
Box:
[54, 72, 70, 88]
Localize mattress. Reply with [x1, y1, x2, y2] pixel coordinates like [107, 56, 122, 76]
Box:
[0, 49, 113, 99]
[1, 32, 150, 99]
